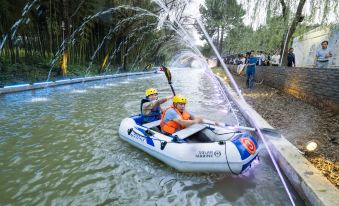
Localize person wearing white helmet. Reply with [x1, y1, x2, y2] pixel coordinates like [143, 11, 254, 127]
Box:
[141, 88, 173, 123]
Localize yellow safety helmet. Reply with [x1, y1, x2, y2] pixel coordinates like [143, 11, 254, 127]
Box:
[145, 88, 158, 97]
[173, 95, 187, 104]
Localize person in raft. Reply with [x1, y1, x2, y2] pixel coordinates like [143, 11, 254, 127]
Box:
[141, 88, 173, 123]
[160, 95, 203, 135]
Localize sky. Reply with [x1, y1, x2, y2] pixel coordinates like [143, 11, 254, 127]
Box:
[188, 0, 338, 28]
[186, 0, 205, 18]
[184, 0, 206, 46]
[237, 0, 339, 29]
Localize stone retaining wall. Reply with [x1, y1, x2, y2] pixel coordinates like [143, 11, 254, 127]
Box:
[226, 65, 339, 113]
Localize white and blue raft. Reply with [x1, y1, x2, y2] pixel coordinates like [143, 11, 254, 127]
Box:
[119, 115, 260, 174]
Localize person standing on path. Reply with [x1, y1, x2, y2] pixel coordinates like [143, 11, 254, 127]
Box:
[246, 51, 257, 89]
[287, 48, 295, 67]
[315, 40, 333, 68]
[271, 51, 280, 66]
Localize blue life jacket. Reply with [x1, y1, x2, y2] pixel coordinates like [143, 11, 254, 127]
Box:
[140, 98, 161, 123]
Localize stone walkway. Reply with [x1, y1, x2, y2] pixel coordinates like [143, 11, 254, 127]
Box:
[213, 67, 339, 188]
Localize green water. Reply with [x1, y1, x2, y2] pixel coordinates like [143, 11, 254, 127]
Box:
[0, 68, 303, 205]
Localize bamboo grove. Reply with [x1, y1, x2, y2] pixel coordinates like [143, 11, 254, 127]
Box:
[0, 0, 189, 84]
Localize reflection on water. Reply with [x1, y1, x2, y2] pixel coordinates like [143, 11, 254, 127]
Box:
[90, 85, 106, 89]
[70, 89, 87, 94]
[0, 68, 303, 205]
[30, 97, 49, 103]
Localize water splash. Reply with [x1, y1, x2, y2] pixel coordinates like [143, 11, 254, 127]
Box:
[105, 83, 117, 87]
[30, 97, 49, 102]
[71, 89, 87, 94]
[90, 85, 105, 89]
[85, 16, 160, 76]
[0, 0, 38, 52]
[173, 1, 296, 204]
[96, 21, 159, 74]
[46, 6, 161, 82]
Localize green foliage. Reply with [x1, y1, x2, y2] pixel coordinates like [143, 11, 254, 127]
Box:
[201, 0, 339, 58]
[0, 0, 185, 84]
[0, 60, 51, 86]
[200, 0, 244, 27]
[225, 16, 286, 54]
[198, 0, 245, 55]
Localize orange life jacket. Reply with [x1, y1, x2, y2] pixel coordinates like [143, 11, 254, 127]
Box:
[160, 105, 191, 134]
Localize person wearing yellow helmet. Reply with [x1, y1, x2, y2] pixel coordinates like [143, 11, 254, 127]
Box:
[141, 88, 173, 123]
[160, 94, 203, 135]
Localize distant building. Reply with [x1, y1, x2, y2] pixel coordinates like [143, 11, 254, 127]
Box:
[292, 25, 339, 68]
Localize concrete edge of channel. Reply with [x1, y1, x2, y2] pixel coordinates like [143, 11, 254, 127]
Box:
[0, 70, 157, 95]
[214, 75, 339, 206]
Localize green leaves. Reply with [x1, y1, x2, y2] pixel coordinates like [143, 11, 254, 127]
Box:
[0, 0, 182, 75]
[198, 0, 246, 55]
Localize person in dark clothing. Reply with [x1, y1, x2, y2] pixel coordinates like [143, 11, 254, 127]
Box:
[141, 88, 172, 123]
[246, 51, 257, 89]
[287, 48, 295, 67]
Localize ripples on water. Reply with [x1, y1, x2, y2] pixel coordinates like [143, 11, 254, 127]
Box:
[0, 69, 302, 205]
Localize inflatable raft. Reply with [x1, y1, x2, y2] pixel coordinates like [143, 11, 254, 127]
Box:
[119, 115, 259, 174]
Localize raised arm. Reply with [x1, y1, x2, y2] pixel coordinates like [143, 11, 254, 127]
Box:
[173, 116, 203, 128]
[145, 96, 172, 109]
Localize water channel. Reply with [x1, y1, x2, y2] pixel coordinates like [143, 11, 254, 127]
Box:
[0, 68, 303, 205]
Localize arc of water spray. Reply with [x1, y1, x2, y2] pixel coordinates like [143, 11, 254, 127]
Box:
[101, 22, 157, 73]
[169, 50, 240, 124]
[46, 6, 161, 82]
[0, 0, 38, 53]
[130, 34, 175, 69]
[198, 18, 297, 204]
[129, 15, 203, 69]
[106, 23, 157, 72]
[104, 10, 193, 72]
[196, 20, 245, 101]
[192, 5, 296, 206]
[153, 1, 295, 205]
[77, 8, 157, 74]
[46, 4, 196, 81]
[152, 0, 242, 125]
[152, 0, 241, 124]
[103, 21, 160, 72]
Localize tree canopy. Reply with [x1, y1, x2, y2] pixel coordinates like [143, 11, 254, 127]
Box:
[1, 0, 338, 85]
[198, 0, 245, 57]
[199, 0, 339, 65]
[0, 0, 192, 84]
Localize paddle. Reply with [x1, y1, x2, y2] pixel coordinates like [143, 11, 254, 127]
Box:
[203, 119, 281, 137]
[160, 65, 176, 95]
[144, 63, 152, 70]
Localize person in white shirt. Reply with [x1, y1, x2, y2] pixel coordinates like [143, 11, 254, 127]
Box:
[260, 52, 266, 65]
[237, 54, 246, 74]
[271, 52, 280, 66]
[315, 40, 332, 68]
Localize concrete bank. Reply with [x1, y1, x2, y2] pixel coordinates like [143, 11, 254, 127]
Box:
[214, 74, 339, 206]
[0, 70, 157, 95]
